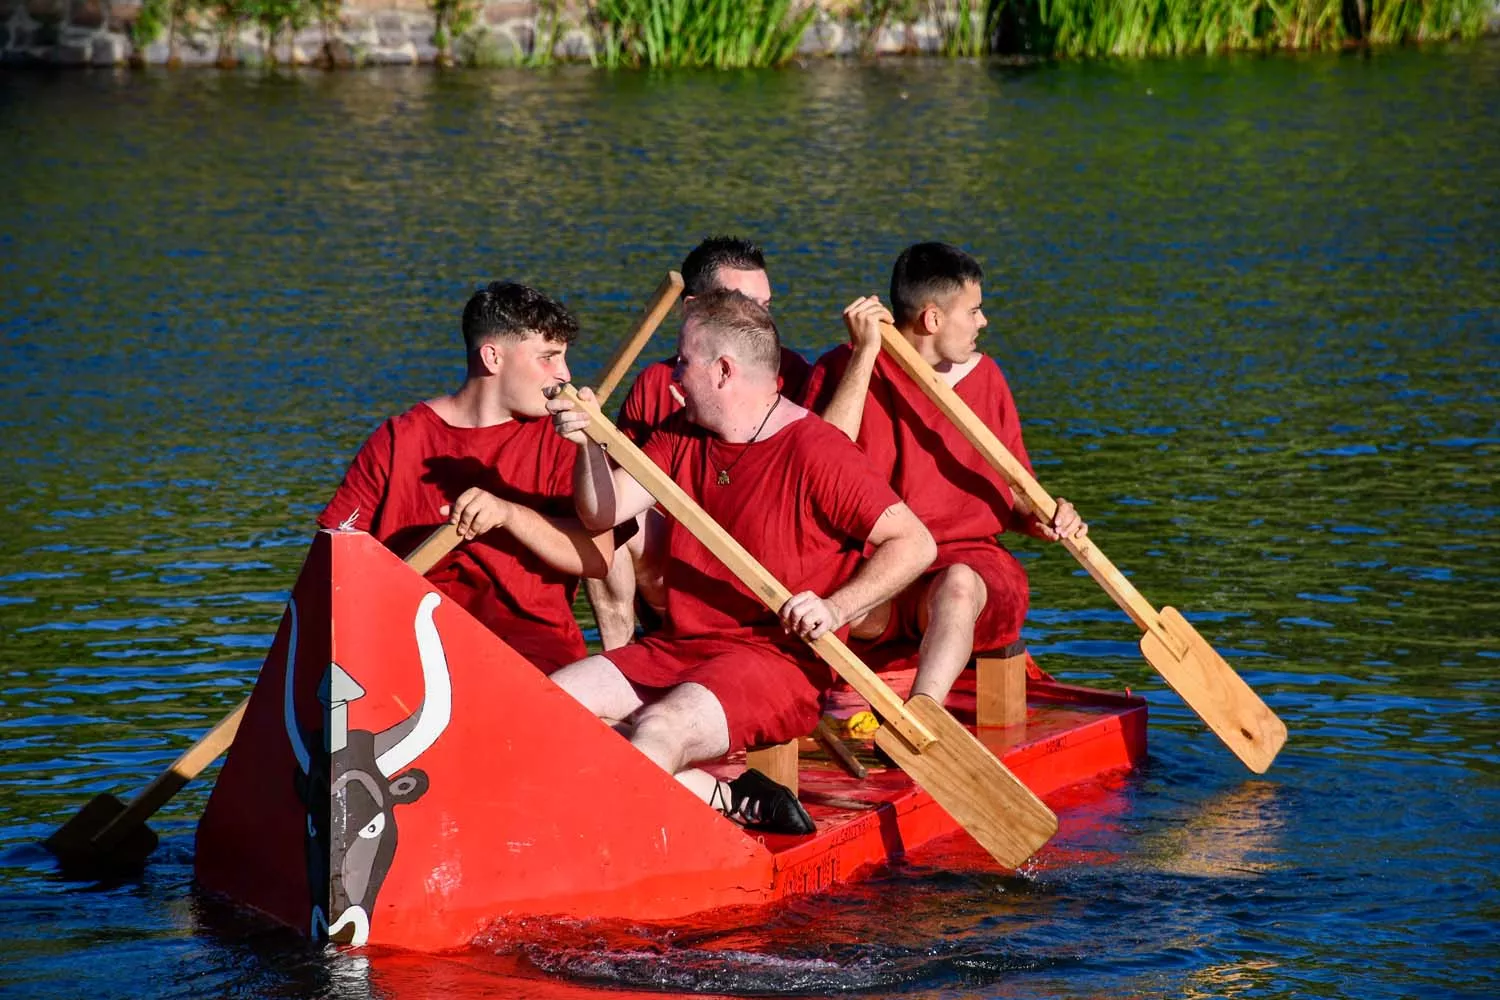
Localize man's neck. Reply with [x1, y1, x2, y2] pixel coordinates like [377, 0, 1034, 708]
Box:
[898, 325, 982, 387]
[427, 377, 516, 429]
[715, 389, 785, 443]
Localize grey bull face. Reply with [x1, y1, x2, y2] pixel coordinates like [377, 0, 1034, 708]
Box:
[284, 591, 453, 946]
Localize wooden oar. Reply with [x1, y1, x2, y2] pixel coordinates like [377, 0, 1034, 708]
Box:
[43, 523, 464, 874]
[594, 270, 685, 403]
[557, 385, 1058, 868]
[876, 324, 1287, 774]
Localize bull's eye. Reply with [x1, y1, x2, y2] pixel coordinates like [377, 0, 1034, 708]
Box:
[359, 814, 386, 840]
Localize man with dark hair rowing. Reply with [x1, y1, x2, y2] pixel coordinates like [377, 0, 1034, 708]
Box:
[804, 242, 1087, 706]
[550, 290, 935, 835]
[588, 236, 814, 650]
[319, 280, 613, 673]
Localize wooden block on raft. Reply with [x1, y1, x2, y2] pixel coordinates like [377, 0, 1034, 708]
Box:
[975, 641, 1029, 729]
[745, 739, 799, 796]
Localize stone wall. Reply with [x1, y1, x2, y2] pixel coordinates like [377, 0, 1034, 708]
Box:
[0, 0, 980, 67]
[4, 0, 1497, 67]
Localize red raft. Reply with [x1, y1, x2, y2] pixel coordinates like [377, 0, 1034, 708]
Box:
[195, 530, 1146, 952]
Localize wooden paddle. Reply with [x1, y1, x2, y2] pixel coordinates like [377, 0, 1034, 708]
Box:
[555, 385, 1058, 868]
[43, 267, 684, 874]
[594, 270, 685, 403]
[43, 523, 464, 874]
[876, 323, 1288, 774]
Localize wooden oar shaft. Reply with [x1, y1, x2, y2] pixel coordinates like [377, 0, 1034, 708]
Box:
[877, 324, 1179, 653]
[595, 271, 685, 403]
[84, 526, 466, 853]
[92, 698, 248, 851]
[559, 385, 937, 754]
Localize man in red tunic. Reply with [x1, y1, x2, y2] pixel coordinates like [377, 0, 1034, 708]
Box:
[318, 281, 613, 674]
[590, 236, 813, 649]
[803, 243, 1088, 706]
[549, 290, 935, 834]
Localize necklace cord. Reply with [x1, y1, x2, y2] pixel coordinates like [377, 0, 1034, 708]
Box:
[709, 395, 781, 486]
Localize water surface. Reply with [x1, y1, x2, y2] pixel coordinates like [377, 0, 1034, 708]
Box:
[1, 44, 1497, 999]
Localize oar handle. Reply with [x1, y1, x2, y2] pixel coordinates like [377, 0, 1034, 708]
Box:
[595, 271, 686, 403]
[558, 384, 937, 754]
[406, 523, 463, 575]
[876, 324, 1181, 653]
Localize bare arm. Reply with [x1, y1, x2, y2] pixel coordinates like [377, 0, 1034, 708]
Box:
[446, 490, 614, 578]
[780, 502, 936, 640]
[550, 387, 656, 531]
[816, 297, 890, 441]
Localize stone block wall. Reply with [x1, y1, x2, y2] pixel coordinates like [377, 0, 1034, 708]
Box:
[0, 0, 990, 67]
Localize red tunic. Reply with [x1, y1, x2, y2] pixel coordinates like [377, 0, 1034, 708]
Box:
[317, 403, 585, 673]
[604, 411, 901, 750]
[803, 347, 1038, 654]
[617, 348, 812, 445]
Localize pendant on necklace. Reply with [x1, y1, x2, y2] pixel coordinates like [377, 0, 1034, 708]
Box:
[716, 470, 731, 486]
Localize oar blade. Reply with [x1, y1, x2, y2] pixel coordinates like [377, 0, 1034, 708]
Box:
[874, 695, 1057, 868]
[1139, 606, 1287, 774]
[43, 793, 159, 873]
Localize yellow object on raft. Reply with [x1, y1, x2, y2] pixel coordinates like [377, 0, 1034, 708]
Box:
[827, 711, 880, 739]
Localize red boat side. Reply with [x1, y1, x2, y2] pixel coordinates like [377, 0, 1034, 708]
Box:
[195, 530, 1146, 952]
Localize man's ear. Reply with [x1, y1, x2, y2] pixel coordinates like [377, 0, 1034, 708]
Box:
[715, 355, 733, 387]
[920, 304, 942, 336]
[476, 340, 504, 376]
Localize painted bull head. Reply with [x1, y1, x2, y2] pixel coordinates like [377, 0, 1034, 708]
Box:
[284, 591, 452, 945]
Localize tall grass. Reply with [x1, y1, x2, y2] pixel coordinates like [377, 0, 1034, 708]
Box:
[1009, 0, 1491, 56]
[589, 0, 818, 68]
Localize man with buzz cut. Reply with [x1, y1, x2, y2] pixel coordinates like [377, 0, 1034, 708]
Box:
[319, 280, 614, 674]
[803, 242, 1088, 707]
[549, 289, 935, 836]
[587, 236, 813, 650]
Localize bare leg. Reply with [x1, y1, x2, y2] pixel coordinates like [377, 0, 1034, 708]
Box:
[549, 655, 645, 722]
[909, 564, 987, 705]
[629, 681, 730, 776]
[584, 518, 647, 650]
[634, 507, 669, 614]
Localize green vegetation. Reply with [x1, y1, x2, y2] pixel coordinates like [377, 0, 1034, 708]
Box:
[588, 0, 817, 68]
[117, 0, 1495, 69]
[999, 0, 1493, 56]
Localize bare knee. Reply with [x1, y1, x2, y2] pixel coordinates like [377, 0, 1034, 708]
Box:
[551, 655, 641, 721]
[631, 683, 729, 769]
[929, 565, 986, 621]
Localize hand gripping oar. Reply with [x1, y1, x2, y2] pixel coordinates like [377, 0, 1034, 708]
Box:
[876, 324, 1287, 774]
[556, 384, 1058, 868]
[594, 271, 685, 403]
[43, 524, 463, 873]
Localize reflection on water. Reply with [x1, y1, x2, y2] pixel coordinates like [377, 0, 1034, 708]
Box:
[1, 40, 1498, 1000]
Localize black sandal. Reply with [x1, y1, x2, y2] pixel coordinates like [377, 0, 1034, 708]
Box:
[712, 768, 816, 836]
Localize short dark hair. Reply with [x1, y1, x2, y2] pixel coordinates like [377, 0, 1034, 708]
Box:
[461, 281, 578, 353]
[682, 288, 781, 376]
[890, 242, 984, 327]
[680, 236, 767, 297]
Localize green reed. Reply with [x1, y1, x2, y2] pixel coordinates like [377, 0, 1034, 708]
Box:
[1012, 0, 1491, 56]
[589, 0, 817, 68]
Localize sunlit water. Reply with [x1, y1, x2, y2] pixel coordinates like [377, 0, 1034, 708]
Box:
[1, 43, 1496, 1000]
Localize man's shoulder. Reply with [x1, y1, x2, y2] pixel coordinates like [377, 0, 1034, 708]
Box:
[358, 401, 438, 444]
[784, 410, 862, 455]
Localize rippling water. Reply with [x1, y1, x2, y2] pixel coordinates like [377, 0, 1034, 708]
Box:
[2, 43, 1497, 1000]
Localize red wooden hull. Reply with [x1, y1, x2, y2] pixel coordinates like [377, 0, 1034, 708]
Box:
[195, 530, 1146, 952]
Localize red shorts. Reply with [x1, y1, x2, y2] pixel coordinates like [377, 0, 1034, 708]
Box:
[875, 539, 1029, 652]
[605, 635, 827, 752]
